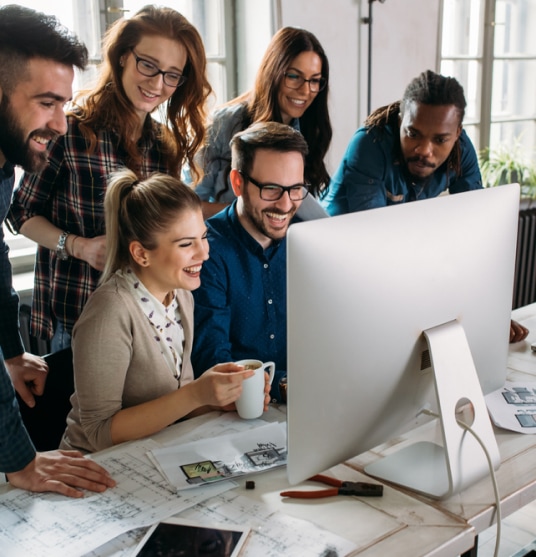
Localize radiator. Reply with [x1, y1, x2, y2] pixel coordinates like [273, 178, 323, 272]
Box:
[513, 208, 536, 309]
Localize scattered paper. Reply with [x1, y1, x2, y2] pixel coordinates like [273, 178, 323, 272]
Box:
[486, 381, 536, 433]
[178, 490, 357, 557]
[149, 422, 287, 490]
[0, 440, 233, 557]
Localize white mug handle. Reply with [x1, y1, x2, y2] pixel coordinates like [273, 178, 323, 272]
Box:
[262, 361, 276, 384]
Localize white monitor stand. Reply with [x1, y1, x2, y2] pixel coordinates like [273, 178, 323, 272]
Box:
[365, 320, 500, 499]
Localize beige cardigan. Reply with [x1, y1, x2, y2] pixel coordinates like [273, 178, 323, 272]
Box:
[60, 273, 194, 453]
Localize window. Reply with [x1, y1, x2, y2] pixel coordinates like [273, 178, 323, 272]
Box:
[440, 0, 536, 157]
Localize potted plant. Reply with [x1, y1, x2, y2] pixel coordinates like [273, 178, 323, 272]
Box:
[479, 139, 536, 203]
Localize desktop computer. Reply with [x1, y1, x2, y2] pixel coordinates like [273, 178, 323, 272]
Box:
[286, 184, 520, 498]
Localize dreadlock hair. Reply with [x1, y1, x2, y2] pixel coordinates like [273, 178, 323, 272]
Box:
[364, 70, 467, 176]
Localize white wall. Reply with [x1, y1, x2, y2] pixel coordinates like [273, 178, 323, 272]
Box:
[279, 0, 441, 173]
[235, 0, 275, 95]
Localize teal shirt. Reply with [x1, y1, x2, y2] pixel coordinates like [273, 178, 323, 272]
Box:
[321, 124, 482, 215]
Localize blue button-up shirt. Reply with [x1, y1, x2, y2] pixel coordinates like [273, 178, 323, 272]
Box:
[0, 161, 24, 360]
[0, 160, 35, 473]
[192, 201, 287, 401]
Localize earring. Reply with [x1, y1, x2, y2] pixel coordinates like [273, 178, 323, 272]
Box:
[119, 58, 124, 67]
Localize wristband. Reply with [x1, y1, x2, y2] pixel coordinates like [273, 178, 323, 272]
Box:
[56, 231, 70, 260]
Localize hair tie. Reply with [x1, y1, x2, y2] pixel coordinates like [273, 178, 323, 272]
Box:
[120, 180, 139, 202]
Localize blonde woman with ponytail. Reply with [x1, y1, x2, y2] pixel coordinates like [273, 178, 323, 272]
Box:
[60, 170, 267, 453]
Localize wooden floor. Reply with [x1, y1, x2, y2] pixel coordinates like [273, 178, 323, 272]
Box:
[477, 498, 536, 557]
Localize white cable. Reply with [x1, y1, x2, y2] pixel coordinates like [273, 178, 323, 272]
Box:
[418, 408, 502, 557]
[456, 418, 502, 557]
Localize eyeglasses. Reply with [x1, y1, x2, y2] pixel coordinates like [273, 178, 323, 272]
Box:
[239, 172, 311, 201]
[131, 49, 187, 88]
[284, 72, 327, 93]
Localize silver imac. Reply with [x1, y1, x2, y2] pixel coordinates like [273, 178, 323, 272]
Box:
[286, 184, 520, 499]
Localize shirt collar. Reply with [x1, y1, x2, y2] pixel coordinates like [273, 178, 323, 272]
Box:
[226, 200, 284, 257]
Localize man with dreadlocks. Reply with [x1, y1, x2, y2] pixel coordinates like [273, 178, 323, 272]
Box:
[323, 70, 528, 343]
[322, 70, 482, 214]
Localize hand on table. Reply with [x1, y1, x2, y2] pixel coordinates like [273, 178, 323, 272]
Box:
[6, 450, 116, 498]
[510, 319, 529, 343]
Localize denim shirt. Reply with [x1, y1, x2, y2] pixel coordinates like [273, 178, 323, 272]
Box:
[0, 160, 35, 472]
[0, 161, 24, 360]
[192, 201, 288, 401]
[321, 124, 482, 215]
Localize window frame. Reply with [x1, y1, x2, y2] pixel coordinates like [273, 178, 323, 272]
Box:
[439, 0, 536, 155]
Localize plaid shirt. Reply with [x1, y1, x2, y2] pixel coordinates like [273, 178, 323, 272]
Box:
[8, 114, 171, 340]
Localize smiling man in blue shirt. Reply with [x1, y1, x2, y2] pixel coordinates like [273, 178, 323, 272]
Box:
[192, 122, 309, 401]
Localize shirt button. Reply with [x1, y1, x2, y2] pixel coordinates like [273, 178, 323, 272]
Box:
[270, 334, 275, 339]
[268, 299, 273, 304]
[264, 263, 269, 269]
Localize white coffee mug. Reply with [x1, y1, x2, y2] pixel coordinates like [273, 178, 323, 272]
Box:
[235, 359, 275, 419]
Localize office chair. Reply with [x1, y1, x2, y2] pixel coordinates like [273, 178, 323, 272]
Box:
[16, 346, 74, 451]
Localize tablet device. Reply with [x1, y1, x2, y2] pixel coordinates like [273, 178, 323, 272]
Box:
[132, 517, 249, 557]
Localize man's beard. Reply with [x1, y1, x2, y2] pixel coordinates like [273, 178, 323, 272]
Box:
[241, 185, 294, 242]
[0, 95, 50, 173]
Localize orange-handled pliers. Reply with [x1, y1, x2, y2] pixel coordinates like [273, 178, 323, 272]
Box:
[280, 474, 383, 499]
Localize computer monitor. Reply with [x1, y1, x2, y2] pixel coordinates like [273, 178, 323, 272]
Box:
[286, 184, 520, 499]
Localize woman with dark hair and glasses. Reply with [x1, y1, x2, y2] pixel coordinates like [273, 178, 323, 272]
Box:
[194, 26, 332, 218]
[9, 5, 212, 352]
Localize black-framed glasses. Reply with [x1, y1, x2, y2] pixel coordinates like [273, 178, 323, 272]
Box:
[131, 49, 187, 88]
[239, 172, 311, 201]
[284, 72, 327, 93]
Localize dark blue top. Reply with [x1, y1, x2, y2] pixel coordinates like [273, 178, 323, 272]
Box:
[192, 202, 287, 401]
[0, 160, 35, 472]
[0, 161, 24, 360]
[321, 124, 482, 215]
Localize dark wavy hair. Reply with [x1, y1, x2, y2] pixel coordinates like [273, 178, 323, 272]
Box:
[0, 4, 87, 94]
[229, 26, 331, 195]
[365, 70, 467, 176]
[71, 5, 212, 179]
